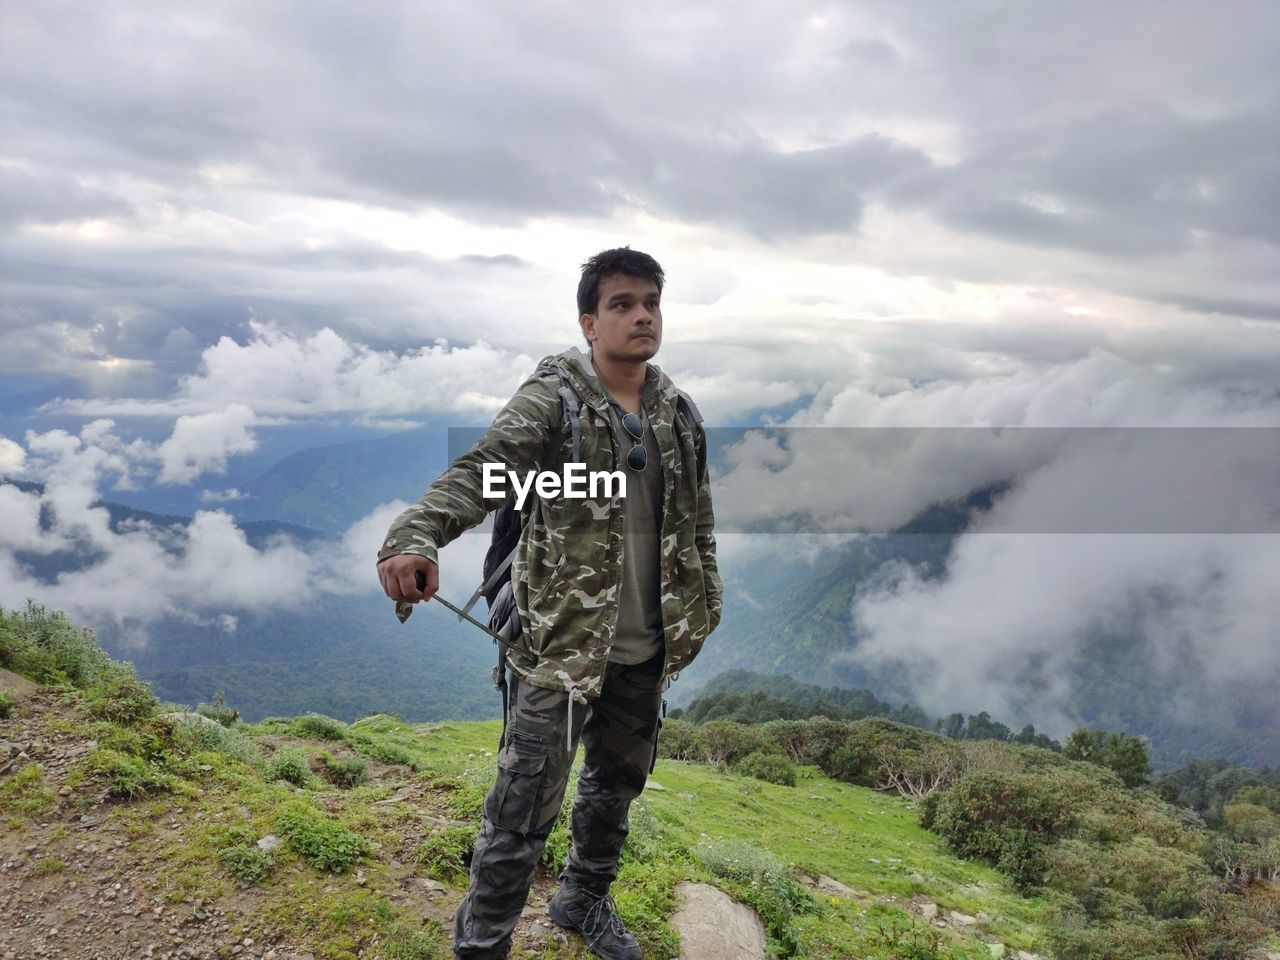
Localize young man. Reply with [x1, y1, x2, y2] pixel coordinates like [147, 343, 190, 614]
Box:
[377, 248, 721, 960]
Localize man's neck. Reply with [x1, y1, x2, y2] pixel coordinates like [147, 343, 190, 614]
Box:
[588, 349, 647, 412]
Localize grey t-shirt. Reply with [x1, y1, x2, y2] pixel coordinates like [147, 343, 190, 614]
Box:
[592, 381, 666, 665]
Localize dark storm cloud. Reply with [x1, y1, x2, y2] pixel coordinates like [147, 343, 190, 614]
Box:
[0, 0, 1276, 383]
[0, 167, 135, 229]
[889, 106, 1280, 257]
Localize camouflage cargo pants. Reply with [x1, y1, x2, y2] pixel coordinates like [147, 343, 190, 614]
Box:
[452, 649, 665, 959]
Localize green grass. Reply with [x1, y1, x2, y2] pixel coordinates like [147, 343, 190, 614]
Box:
[0, 764, 56, 818]
[642, 759, 1047, 951]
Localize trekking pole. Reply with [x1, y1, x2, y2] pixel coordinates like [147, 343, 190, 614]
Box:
[415, 570, 523, 659]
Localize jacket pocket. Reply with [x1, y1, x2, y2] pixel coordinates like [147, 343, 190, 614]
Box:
[488, 731, 548, 835]
[529, 553, 567, 609]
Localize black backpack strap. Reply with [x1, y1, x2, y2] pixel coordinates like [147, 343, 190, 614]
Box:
[558, 376, 582, 462]
[461, 547, 516, 618]
[462, 367, 584, 620]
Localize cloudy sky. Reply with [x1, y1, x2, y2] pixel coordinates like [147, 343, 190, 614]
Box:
[1, 1, 1278, 727]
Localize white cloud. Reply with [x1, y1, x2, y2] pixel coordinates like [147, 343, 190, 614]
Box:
[0, 436, 26, 475]
[53, 324, 538, 422]
[157, 404, 258, 484]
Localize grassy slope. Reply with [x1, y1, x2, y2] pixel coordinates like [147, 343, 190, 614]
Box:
[3, 679, 1048, 960]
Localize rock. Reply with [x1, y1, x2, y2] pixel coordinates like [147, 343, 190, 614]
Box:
[529, 921, 551, 936]
[919, 901, 938, 920]
[815, 876, 856, 898]
[947, 911, 977, 926]
[255, 835, 282, 852]
[671, 882, 767, 960]
[986, 945, 1006, 959]
[646, 781, 666, 791]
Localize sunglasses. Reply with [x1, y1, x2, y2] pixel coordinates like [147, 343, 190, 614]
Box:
[621, 411, 647, 471]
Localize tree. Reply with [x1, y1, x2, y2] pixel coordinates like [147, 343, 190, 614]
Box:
[1065, 727, 1150, 788]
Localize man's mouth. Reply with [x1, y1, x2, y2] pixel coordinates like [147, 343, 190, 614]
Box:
[631, 332, 655, 340]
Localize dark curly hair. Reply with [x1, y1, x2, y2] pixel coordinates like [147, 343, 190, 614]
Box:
[576, 247, 665, 317]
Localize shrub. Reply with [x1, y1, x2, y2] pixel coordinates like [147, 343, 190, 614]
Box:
[0, 690, 12, 719]
[759, 718, 851, 767]
[195, 692, 239, 728]
[694, 720, 767, 766]
[74, 748, 172, 799]
[1, 602, 113, 686]
[320, 753, 368, 788]
[291, 713, 348, 741]
[655, 717, 702, 761]
[821, 718, 961, 797]
[171, 714, 261, 766]
[217, 843, 275, 885]
[923, 769, 1082, 888]
[85, 668, 159, 725]
[265, 747, 314, 786]
[275, 801, 370, 872]
[31, 857, 66, 877]
[415, 823, 478, 885]
[734, 751, 797, 787]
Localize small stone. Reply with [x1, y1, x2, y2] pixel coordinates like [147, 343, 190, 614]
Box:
[59, 787, 72, 797]
[255, 835, 282, 852]
[242, 938, 253, 947]
[919, 902, 939, 920]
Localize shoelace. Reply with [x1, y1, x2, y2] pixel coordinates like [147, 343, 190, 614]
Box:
[582, 894, 629, 947]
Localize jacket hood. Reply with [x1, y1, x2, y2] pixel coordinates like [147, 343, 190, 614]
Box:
[550, 346, 672, 412]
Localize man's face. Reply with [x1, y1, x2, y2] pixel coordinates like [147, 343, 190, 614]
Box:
[581, 273, 662, 364]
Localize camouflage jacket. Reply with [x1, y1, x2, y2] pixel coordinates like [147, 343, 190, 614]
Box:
[377, 347, 722, 700]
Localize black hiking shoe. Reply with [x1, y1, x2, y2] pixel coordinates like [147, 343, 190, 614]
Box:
[547, 883, 642, 960]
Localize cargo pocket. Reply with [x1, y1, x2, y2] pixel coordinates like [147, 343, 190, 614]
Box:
[489, 730, 548, 835]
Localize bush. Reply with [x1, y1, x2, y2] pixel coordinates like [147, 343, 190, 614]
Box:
[0, 690, 12, 719]
[923, 769, 1082, 888]
[275, 801, 370, 873]
[265, 747, 314, 786]
[320, 753, 368, 788]
[821, 718, 961, 797]
[694, 720, 767, 766]
[415, 823, 478, 885]
[195, 692, 239, 728]
[74, 748, 172, 799]
[734, 751, 797, 787]
[171, 714, 261, 766]
[291, 713, 348, 741]
[759, 718, 851, 767]
[0, 602, 113, 686]
[85, 668, 159, 725]
[655, 717, 702, 761]
[217, 843, 275, 885]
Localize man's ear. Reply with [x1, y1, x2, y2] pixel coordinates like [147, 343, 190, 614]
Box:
[580, 313, 596, 344]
